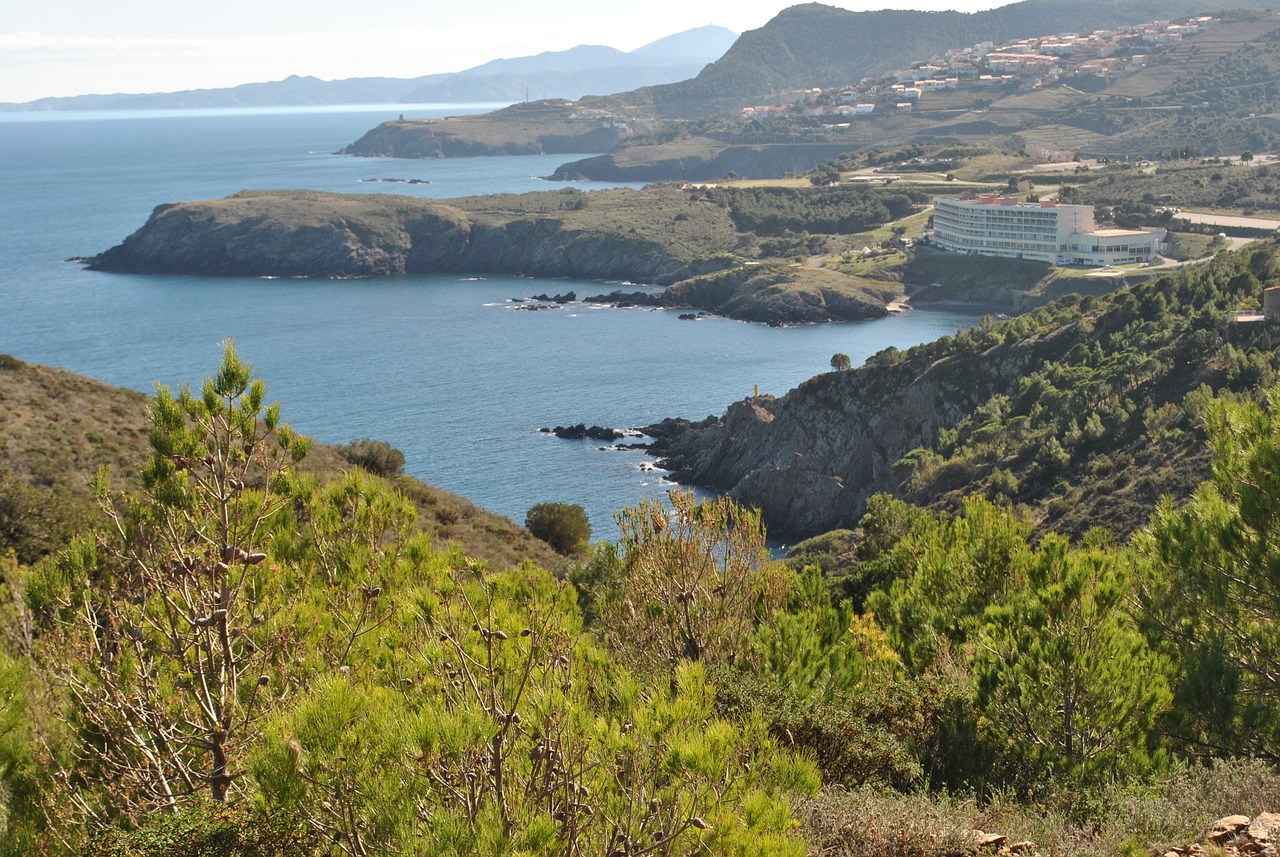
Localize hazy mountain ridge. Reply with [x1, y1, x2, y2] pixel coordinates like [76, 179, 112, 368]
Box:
[0, 25, 736, 111]
[345, 3, 1280, 176]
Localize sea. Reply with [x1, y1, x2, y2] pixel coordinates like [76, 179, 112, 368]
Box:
[0, 103, 981, 543]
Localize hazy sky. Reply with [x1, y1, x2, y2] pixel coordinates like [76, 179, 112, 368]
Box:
[2, 0, 1006, 103]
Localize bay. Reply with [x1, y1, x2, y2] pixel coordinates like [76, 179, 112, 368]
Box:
[0, 104, 980, 542]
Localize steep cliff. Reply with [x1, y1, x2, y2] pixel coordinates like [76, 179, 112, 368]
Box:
[653, 339, 1034, 535]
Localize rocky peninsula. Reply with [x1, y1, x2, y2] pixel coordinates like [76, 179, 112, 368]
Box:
[87, 184, 920, 325]
[550, 140, 860, 183]
[644, 347, 1019, 537]
[338, 101, 649, 159]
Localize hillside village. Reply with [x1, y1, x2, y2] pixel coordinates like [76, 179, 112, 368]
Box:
[742, 14, 1217, 124]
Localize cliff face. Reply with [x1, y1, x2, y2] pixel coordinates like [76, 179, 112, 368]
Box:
[652, 332, 1051, 536]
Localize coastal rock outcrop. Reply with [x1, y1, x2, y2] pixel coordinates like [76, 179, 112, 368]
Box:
[540, 424, 625, 441]
[585, 265, 895, 324]
[650, 334, 1044, 536]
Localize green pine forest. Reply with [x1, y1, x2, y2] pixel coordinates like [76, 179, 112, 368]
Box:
[9, 245, 1280, 853]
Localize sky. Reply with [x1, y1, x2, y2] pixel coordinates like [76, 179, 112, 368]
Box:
[2, 0, 1007, 104]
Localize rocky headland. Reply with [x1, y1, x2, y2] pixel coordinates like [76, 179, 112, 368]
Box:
[86, 185, 910, 325]
[338, 101, 649, 159]
[549, 140, 863, 183]
[643, 345, 1023, 537]
[88, 189, 732, 283]
[584, 264, 894, 324]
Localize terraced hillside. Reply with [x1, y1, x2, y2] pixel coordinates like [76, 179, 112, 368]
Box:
[890, 12, 1280, 159]
[1108, 17, 1280, 98]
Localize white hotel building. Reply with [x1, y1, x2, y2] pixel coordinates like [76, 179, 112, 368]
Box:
[931, 195, 1161, 266]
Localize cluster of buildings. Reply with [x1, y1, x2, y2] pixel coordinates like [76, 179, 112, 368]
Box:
[929, 195, 1165, 267]
[741, 14, 1216, 119]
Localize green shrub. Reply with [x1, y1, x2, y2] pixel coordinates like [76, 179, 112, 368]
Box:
[524, 501, 591, 555]
[0, 469, 94, 565]
[336, 437, 405, 478]
[712, 668, 994, 791]
[85, 803, 313, 857]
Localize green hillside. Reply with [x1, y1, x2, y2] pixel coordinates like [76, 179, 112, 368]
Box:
[654, 242, 1280, 541]
[0, 355, 561, 571]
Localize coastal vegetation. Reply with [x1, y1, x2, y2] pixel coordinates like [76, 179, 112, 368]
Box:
[1061, 160, 1280, 218]
[10, 303, 1280, 853]
[21, 2, 1280, 853]
[524, 502, 592, 556]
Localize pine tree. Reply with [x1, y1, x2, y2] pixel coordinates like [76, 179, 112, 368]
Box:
[974, 539, 1171, 780]
[26, 342, 312, 817]
[1140, 387, 1280, 757]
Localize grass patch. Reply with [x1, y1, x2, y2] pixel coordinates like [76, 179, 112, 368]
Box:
[1170, 231, 1217, 260]
[799, 759, 1280, 857]
[0, 356, 562, 571]
[947, 152, 1037, 182]
[732, 177, 813, 188]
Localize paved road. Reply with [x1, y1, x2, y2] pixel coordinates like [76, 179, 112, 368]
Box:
[1178, 211, 1280, 231]
[1082, 235, 1255, 277]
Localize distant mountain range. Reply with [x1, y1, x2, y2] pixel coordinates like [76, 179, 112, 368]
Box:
[0, 25, 737, 112]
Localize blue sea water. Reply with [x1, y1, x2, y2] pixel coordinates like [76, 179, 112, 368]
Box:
[0, 104, 980, 542]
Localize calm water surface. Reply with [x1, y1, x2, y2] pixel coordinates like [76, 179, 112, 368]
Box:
[0, 105, 980, 541]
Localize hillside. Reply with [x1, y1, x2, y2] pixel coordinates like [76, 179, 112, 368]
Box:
[336, 100, 652, 158]
[9, 294, 1280, 857]
[0, 354, 560, 570]
[357, 6, 1280, 182]
[648, 242, 1280, 539]
[586, 0, 1280, 118]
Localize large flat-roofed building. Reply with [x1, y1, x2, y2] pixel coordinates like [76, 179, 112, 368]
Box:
[931, 195, 1159, 266]
[1065, 227, 1161, 266]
